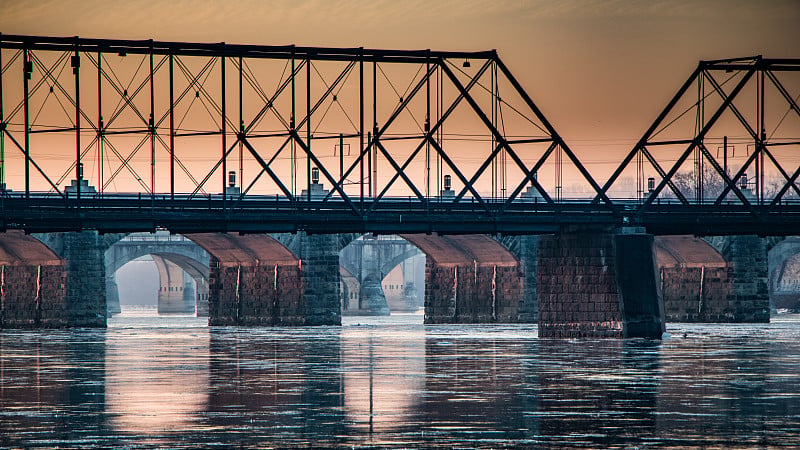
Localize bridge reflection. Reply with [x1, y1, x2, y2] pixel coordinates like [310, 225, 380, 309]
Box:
[1, 319, 799, 447]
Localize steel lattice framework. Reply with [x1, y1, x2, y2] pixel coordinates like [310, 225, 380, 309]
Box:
[0, 35, 799, 235]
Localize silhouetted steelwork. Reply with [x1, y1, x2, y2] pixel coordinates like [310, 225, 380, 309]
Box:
[0, 36, 798, 235]
[597, 56, 800, 218]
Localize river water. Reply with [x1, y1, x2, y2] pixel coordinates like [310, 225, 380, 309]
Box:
[1, 311, 799, 448]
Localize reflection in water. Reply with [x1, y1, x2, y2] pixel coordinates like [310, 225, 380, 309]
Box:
[535, 339, 660, 447]
[105, 326, 210, 434]
[1, 313, 800, 448]
[341, 318, 425, 433]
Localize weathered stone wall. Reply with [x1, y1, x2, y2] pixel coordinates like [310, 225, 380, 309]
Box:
[295, 233, 342, 326]
[0, 264, 67, 328]
[538, 233, 624, 338]
[518, 235, 539, 322]
[537, 231, 664, 338]
[208, 261, 304, 326]
[424, 261, 524, 324]
[1, 231, 104, 328]
[707, 235, 771, 322]
[58, 231, 107, 327]
[660, 266, 733, 322]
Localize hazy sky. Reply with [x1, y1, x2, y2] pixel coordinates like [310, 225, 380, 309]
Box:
[1, 0, 798, 194]
[3, 0, 797, 143]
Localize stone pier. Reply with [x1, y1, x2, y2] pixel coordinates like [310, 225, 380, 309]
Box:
[188, 232, 341, 326]
[707, 235, 770, 322]
[0, 230, 106, 328]
[537, 229, 665, 338]
[659, 235, 770, 323]
[402, 234, 529, 324]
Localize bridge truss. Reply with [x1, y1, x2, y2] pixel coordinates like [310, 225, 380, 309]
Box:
[0, 35, 798, 235]
[598, 56, 800, 228]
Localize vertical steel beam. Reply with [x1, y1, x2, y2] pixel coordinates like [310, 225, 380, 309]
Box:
[339, 133, 343, 183]
[371, 59, 377, 197]
[0, 35, 4, 190]
[426, 50, 431, 198]
[149, 41, 155, 197]
[359, 48, 364, 208]
[74, 42, 81, 202]
[97, 51, 103, 194]
[759, 68, 765, 203]
[221, 52, 226, 210]
[23, 47, 29, 198]
[169, 53, 174, 200]
[291, 50, 295, 196]
[238, 55, 243, 195]
[306, 57, 311, 201]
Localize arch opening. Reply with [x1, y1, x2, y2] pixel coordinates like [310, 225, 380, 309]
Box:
[339, 234, 425, 318]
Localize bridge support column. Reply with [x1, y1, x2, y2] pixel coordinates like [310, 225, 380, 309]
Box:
[35, 231, 107, 328]
[152, 256, 195, 314]
[519, 235, 539, 322]
[296, 233, 342, 326]
[537, 229, 665, 338]
[208, 261, 304, 326]
[360, 273, 390, 315]
[106, 272, 121, 316]
[400, 259, 422, 311]
[195, 278, 209, 317]
[716, 235, 770, 322]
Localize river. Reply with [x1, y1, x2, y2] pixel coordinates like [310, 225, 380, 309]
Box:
[1, 312, 799, 448]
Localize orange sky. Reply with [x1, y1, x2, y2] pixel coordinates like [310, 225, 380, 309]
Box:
[1, 0, 798, 195]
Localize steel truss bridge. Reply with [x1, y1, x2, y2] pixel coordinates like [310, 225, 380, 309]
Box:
[0, 35, 798, 235]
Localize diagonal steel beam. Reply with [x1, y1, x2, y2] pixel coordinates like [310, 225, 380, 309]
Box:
[2, 128, 65, 198]
[697, 142, 756, 214]
[323, 59, 453, 203]
[593, 65, 704, 204]
[6, 50, 70, 123]
[498, 141, 557, 214]
[154, 55, 215, 128]
[493, 56, 611, 206]
[426, 136, 492, 213]
[244, 59, 304, 133]
[640, 145, 690, 205]
[766, 70, 800, 123]
[366, 139, 428, 214]
[101, 135, 152, 193]
[240, 135, 295, 200]
[638, 64, 757, 212]
[189, 137, 240, 198]
[439, 62, 548, 208]
[290, 131, 360, 214]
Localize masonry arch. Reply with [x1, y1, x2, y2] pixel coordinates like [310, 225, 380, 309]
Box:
[106, 233, 211, 315]
[0, 231, 68, 327]
[398, 234, 524, 323]
[768, 236, 800, 311]
[339, 234, 424, 315]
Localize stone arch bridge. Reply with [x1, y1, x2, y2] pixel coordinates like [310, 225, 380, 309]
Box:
[0, 229, 787, 335]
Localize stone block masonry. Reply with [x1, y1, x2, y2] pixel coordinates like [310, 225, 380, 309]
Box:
[208, 261, 304, 326]
[0, 264, 67, 328]
[424, 261, 524, 324]
[1, 230, 103, 329]
[661, 266, 732, 322]
[537, 230, 665, 338]
[196, 232, 341, 326]
[719, 235, 770, 322]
